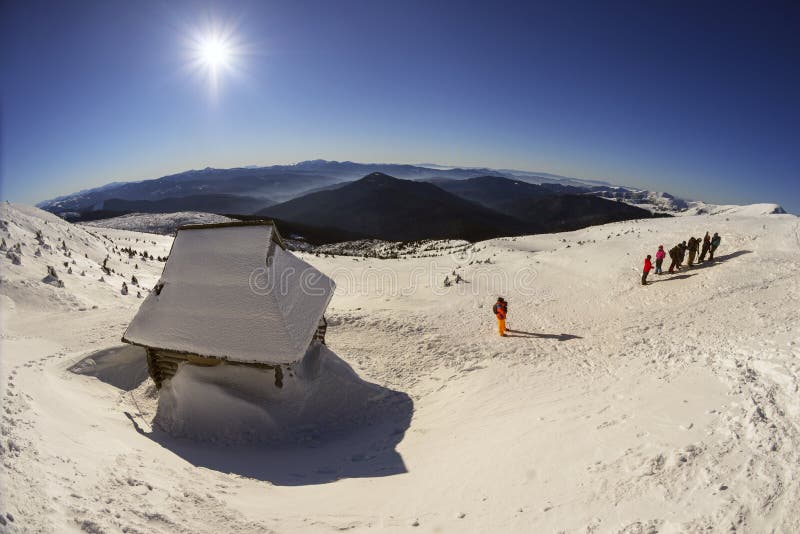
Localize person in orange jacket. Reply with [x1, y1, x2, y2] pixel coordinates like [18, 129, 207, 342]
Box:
[493, 297, 508, 337]
[642, 255, 653, 285]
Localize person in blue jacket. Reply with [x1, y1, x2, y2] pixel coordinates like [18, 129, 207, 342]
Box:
[709, 232, 722, 260]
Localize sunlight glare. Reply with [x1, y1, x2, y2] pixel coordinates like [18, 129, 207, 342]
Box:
[186, 21, 247, 97]
[199, 36, 230, 68]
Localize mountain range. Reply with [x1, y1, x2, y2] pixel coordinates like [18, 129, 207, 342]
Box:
[257, 173, 658, 241]
[37, 160, 610, 215]
[39, 160, 674, 242]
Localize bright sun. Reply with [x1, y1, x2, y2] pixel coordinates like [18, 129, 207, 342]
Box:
[187, 25, 244, 94]
[199, 37, 230, 68]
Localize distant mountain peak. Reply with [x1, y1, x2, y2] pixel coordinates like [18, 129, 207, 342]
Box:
[295, 159, 335, 167]
[362, 172, 396, 181]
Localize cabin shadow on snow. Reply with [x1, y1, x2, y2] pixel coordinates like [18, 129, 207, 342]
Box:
[76, 344, 413, 487]
[143, 357, 412, 485]
[139, 393, 412, 487]
[69, 345, 150, 391]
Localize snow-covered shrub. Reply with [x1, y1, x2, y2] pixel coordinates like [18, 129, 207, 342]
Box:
[42, 265, 64, 287]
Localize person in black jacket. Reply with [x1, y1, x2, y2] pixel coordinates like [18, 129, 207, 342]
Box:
[698, 232, 711, 262]
[668, 244, 680, 273]
[687, 237, 699, 266]
[676, 241, 687, 269]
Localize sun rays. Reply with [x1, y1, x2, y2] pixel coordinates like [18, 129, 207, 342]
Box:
[184, 18, 248, 98]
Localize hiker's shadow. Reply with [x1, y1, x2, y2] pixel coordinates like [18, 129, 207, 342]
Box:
[654, 273, 697, 282]
[695, 250, 752, 267]
[506, 330, 582, 341]
[125, 346, 413, 487]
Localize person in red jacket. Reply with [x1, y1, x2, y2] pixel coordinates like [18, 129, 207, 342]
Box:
[642, 255, 653, 285]
[493, 297, 508, 336]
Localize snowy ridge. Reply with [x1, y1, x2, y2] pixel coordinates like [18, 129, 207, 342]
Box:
[592, 188, 788, 217]
[681, 202, 788, 217]
[633, 190, 690, 212]
[80, 211, 235, 235]
[2, 202, 799, 532]
[589, 186, 690, 213]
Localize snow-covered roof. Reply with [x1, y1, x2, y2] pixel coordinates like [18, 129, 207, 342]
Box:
[122, 222, 335, 365]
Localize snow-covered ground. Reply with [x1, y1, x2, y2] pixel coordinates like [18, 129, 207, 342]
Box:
[680, 202, 789, 217]
[588, 188, 790, 218]
[1, 201, 799, 532]
[314, 239, 471, 258]
[80, 212, 235, 235]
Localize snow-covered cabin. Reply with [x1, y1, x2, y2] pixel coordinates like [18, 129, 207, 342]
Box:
[122, 221, 334, 388]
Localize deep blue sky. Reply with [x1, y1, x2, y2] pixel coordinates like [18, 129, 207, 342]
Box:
[2, 0, 798, 212]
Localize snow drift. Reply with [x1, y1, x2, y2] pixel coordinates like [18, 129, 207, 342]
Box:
[153, 345, 412, 446]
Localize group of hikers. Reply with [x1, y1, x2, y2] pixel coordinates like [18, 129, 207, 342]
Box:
[642, 231, 721, 285]
[491, 231, 723, 336]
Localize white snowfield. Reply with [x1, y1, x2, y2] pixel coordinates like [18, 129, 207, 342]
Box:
[1, 201, 799, 533]
[80, 211, 235, 235]
[681, 202, 789, 217]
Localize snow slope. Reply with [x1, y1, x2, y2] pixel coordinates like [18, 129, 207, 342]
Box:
[80, 211, 235, 235]
[0, 203, 173, 312]
[1, 202, 799, 532]
[680, 202, 788, 217]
